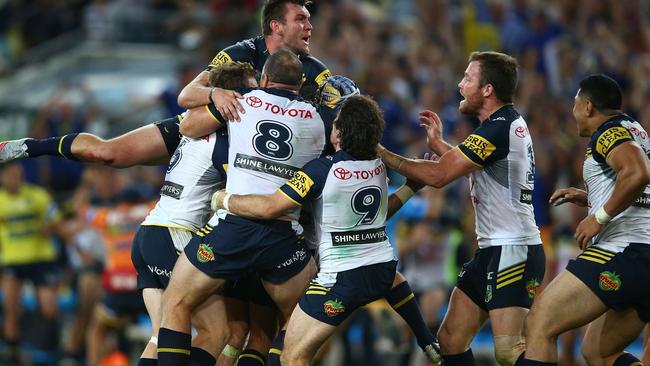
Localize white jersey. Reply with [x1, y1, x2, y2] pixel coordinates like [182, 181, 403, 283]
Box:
[583, 114, 650, 251]
[456, 105, 541, 249]
[142, 131, 227, 239]
[219, 87, 333, 220]
[279, 151, 395, 273]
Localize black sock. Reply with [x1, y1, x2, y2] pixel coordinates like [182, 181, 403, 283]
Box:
[266, 330, 285, 366]
[157, 328, 191, 366]
[189, 346, 215, 366]
[386, 281, 436, 349]
[443, 348, 476, 366]
[238, 349, 266, 365]
[24, 133, 79, 160]
[613, 353, 642, 366]
[138, 358, 158, 366]
[514, 354, 556, 366]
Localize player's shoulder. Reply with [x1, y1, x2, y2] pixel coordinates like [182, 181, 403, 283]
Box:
[485, 104, 521, 127]
[591, 114, 635, 160]
[299, 54, 331, 85]
[209, 36, 263, 68]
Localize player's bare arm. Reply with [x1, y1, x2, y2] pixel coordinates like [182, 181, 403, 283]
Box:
[179, 106, 224, 138]
[574, 141, 650, 248]
[177, 69, 245, 122]
[549, 187, 588, 207]
[212, 190, 298, 220]
[378, 145, 478, 188]
[419, 110, 454, 156]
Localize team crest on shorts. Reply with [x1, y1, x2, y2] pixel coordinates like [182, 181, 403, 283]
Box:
[197, 243, 215, 263]
[525, 278, 541, 299]
[598, 271, 621, 291]
[323, 299, 345, 317]
[485, 285, 493, 303]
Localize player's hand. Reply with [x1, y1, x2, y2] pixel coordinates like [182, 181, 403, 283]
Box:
[405, 153, 437, 191]
[574, 215, 602, 249]
[419, 110, 443, 151]
[211, 190, 227, 211]
[549, 187, 588, 207]
[212, 88, 244, 122]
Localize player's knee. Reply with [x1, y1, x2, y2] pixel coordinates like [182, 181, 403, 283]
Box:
[580, 342, 603, 366]
[437, 322, 465, 354]
[280, 348, 303, 366]
[494, 336, 525, 366]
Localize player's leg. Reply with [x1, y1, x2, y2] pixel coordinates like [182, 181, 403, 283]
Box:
[158, 250, 225, 366]
[281, 305, 338, 366]
[33, 264, 61, 355]
[581, 308, 645, 366]
[66, 266, 103, 362]
[190, 294, 229, 366]
[217, 294, 249, 366]
[517, 270, 608, 364]
[386, 271, 441, 362]
[139, 288, 164, 363]
[0, 117, 179, 167]
[1, 269, 23, 363]
[239, 302, 277, 366]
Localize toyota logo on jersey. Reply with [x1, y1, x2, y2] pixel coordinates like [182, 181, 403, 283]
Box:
[246, 96, 263, 108]
[333, 167, 352, 180]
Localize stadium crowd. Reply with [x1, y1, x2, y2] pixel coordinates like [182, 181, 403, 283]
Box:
[1, 0, 650, 365]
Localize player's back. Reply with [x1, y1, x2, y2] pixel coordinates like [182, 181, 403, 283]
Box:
[225, 87, 332, 219]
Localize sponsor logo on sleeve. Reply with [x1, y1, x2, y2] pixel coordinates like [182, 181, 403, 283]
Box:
[209, 51, 232, 68]
[519, 189, 533, 204]
[598, 271, 621, 291]
[323, 299, 345, 317]
[461, 134, 496, 161]
[160, 181, 184, 199]
[515, 126, 528, 138]
[286, 171, 314, 198]
[595, 127, 632, 158]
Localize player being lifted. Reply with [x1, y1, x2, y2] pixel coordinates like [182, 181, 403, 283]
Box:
[210, 95, 442, 365]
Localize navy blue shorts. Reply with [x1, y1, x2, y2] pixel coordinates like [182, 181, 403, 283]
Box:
[299, 260, 397, 326]
[222, 274, 275, 308]
[456, 245, 545, 311]
[154, 116, 182, 156]
[2, 261, 61, 287]
[567, 244, 650, 322]
[101, 291, 146, 319]
[131, 225, 179, 290]
[185, 216, 311, 283]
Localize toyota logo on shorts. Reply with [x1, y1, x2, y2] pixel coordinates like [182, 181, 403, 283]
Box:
[333, 167, 352, 180]
[246, 96, 262, 108]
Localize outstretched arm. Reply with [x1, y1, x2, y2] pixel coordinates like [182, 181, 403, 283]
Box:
[212, 190, 299, 220]
[179, 105, 223, 138]
[419, 110, 454, 156]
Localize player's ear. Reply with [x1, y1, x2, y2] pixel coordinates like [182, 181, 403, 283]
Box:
[585, 99, 594, 117]
[482, 83, 493, 98]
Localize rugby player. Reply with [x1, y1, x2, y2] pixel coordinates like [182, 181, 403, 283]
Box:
[211, 95, 442, 365]
[0, 0, 330, 166]
[156, 49, 331, 366]
[516, 74, 650, 366]
[378, 51, 544, 366]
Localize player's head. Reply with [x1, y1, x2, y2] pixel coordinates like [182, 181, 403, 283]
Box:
[260, 49, 304, 90]
[458, 51, 518, 116]
[573, 74, 623, 136]
[332, 95, 385, 160]
[208, 62, 258, 89]
[315, 75, 361, 110]
[262, 0, 312, 54]
[0, 162, 24, 193]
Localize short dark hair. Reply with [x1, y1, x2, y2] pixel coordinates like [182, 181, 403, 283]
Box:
[262, 49, 303, 85]
[208, 62, 256, 89]
[469, 51, 518, 103]
[578, 74, 622, 111]
[262, 0, 310, 36]
[336, 95, 385, 160]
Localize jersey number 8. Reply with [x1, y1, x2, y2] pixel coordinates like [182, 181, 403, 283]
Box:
[253, 120, 294, 161]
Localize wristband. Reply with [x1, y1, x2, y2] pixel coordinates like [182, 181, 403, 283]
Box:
[149, 336, 158, 345]
[208, 87, 216, 105]
[223, 193, 232, 211]
[394, 185, 415, 204]
[595, 207, 612, 225]
[221, 344, 241, 359]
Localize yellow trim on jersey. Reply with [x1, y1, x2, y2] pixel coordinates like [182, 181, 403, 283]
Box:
[455, 146, 483, 167]
[391, 293, 415, 310]
[461, 134, 496, 161]
[239, 352, 265, 363]
[306, 290, 328, 295]
[498, 262, 526, 277]
[315, 69, 332, 86]
[278, 189, 302, 206]
[596, 127, 632, 159]
[205, 105, 222, 126]
[140, 223, 197, 234]
[269, 348, 282, 356]
[223, 164, 228, 172]
[209, 50, 233, 68]
[285, 171, 314, 198]
[58, 135, 66, 158]
[308, 284, 329, 291]
[496, 275, 523, 289]
[158, 348, 191, 355]
[177, 114, 184, 122]
[586, 247, 615, 258]
[578, 255, 607, 264]
[497, 269, 525, 283]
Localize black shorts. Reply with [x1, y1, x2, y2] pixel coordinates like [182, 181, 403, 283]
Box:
[567, 244, 650, 322]
[131, 225, 180, 290]
[299, 260, 397, 326]
[2, 261, 61, 287]
[222, 274, 275, 308]
[154, 116, 182, 156]
[101, 291, 146, 319]
[456, 245, 545, 311]
[184, 216, 311, 283]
